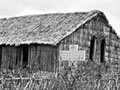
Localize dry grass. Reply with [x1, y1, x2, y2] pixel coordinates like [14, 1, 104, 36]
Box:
[0, 61, 120, 90]
[0, 69, 57, 90]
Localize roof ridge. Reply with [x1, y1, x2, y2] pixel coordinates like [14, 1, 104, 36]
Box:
[54, 10, 105, 45]
[0, 10, 109, 46]
[0, 10, 101, 20]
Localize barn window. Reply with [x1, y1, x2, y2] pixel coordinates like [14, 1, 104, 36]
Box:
[100, 39, 105, 63]
[23, 45, 28, 68]
[89, 36, 96, 61]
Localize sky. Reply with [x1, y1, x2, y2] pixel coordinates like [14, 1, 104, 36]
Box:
[0, 0, 120, 35]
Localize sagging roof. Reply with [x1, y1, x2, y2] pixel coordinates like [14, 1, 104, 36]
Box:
[0, 10, 108, 46]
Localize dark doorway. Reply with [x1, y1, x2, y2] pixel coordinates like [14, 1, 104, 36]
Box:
[100, 39, 105, 63]
[23, 45, 28, 68]
[89, 36, 96, 61]
[0, 46, 2, 68]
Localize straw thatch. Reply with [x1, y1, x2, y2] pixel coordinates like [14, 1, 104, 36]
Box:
[0, 10, 108, 46]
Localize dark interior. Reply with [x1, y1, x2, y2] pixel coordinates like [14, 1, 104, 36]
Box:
[23, 45, 28, 68]
[100, 39, 105, 63]
[89, 36, 96, 61]
[0, 46, 2, 68]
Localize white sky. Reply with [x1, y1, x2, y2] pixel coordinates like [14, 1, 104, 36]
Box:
[0, 0, 120, 35]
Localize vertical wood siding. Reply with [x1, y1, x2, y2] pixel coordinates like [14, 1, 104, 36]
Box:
[28, 45, 57, 72]
[2, 46, 17, 69]
[58, 15, 112, 66]
[0, 44, 57, 72]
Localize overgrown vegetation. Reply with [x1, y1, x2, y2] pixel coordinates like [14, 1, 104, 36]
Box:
[0, 61, 120, 90]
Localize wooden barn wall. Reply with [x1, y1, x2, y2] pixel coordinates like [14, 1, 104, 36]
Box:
[28, 44, 58, 72]
[1, 45, 24, 69]
[106, 31, 120, 64]
[1, 45, 25, 69]
[58, 15, 112, 65]
[0, 44, 58, 72]
[1, 46, 17, 69]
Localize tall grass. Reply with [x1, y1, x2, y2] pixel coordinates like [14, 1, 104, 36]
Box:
[0, 61, 120, 90]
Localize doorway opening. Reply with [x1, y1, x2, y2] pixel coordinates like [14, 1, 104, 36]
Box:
[100, 39, 105, 63]
[89, 36, 96, 61]
[0, 46, 2, 68]
[23, 45, 28, 68]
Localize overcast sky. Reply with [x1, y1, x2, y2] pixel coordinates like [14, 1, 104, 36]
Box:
[0, 0, 120, 35]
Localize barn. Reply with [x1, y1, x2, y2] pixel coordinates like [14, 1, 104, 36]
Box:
[0, 10, 119, 72]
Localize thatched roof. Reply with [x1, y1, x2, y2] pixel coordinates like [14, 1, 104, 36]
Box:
[0, 10, 108, 46]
